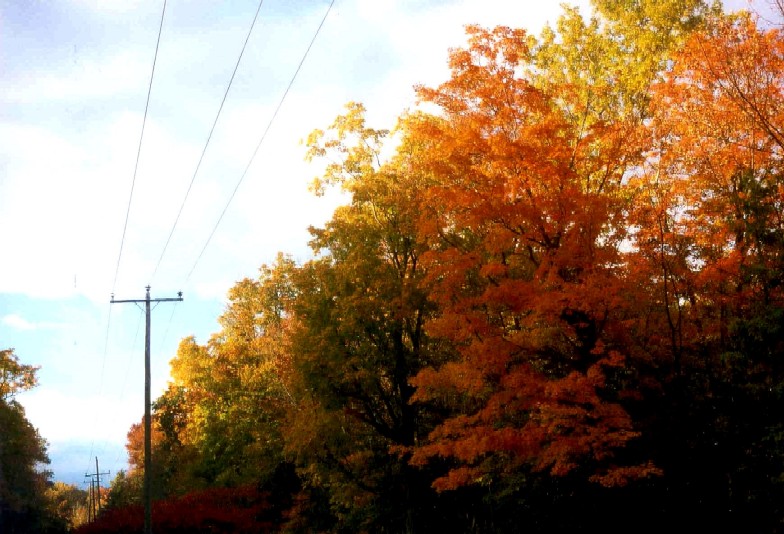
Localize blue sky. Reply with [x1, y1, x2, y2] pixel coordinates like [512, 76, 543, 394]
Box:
[0, 0, 771, 488]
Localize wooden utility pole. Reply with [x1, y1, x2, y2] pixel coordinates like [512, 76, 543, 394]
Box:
[84, 477, 95, 522]
[111, 286, 182, 534]
[85, 457, 110, 515]
[91, 479, 96, 520]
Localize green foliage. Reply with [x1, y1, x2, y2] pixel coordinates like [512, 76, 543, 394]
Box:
[44, 481, 89, 530]
[105, 470, 141, 510]
[0, 349, 58, 533]
[534, 0, 719, 123]
[282, 103, 449, 531]
[116, 255, 299, 500]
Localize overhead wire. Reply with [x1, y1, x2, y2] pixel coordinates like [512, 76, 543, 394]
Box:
[185, 0, 337, 283]
[95, 0, 336, 477]
[141, 0, 269, 457]
[113, 0, 168, 294]
[90, 0, 167, 475]
[150, 0, 267, 282]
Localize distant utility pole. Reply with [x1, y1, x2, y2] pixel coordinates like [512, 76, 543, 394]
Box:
[84, 456, 110, 515]
[84, 477, 95, 522]
[111, 286, 182, 534]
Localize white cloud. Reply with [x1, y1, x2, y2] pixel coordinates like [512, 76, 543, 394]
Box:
[2, 314, 36, 330]
[19, 388, 139, 446]
[1, 0, 592, 306]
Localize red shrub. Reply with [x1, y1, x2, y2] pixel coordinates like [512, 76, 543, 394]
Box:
[73, 486, 275, 534]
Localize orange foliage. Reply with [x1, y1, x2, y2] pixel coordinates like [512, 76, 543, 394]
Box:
[405, 15, 784, 495]
[639, 13, 784, 362]
[404, 25, 653, 490]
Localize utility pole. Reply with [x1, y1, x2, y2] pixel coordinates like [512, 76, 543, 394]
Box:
[84, 477, 95, 522]
[111, 286, 182, 534]
[84, 457, 110, 515]
[91, 479, 96, 520]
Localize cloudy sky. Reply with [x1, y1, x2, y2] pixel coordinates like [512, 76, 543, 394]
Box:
[0, 0, 769, 487]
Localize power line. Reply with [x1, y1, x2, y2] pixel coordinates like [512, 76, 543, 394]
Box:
[185, 0, 337, 283]
[94, 0, 167, 476]
[112, 0, 168, 293]
[151, 0, 267, 282]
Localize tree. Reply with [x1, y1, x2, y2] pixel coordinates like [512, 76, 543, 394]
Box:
[107, 4, 784, 530]
[44, 482, 89, 530]
[0, 348, 38, 402]
[167, 256, 294, 490]
[121, 254, 299, 501]
[105, 470, 141, 511]
[401, 22, 654, 493]
[534, 0, 718, 125]
[633, 12, 784, 528]
[282, 102, 449, 531]
[0, 349, 54, 533]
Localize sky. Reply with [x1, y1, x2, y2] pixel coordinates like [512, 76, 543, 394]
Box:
[0, 0, 773, 489]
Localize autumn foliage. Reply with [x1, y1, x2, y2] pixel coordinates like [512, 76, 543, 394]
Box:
[73, 486, 275, 534]
[105, 3, 784, 532]
[401, 23, 653, 491]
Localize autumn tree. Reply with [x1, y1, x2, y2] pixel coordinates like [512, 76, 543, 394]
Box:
[631, 11, 784, 529]
[0, 348, 38, 401]
[104, 470, 141, 511]
[170, 256, 294, 489]
[44, 482, 89, 530]
[399, 18, 650, 492]
[534, 0, 719, 127]
[117, 254, 299, 502]
[281, 102, 454, 532]
[0, 349, 56, 533]
[120, 414, 167, 502]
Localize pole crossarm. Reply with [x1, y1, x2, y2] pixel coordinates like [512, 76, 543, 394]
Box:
[110, 286, 182, 534]
[111, 291, 183, 304]
[84, 472, 111, 479]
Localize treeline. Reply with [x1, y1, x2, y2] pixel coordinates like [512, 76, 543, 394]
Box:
[0, 349, 92, 533]
[97, 1, 784, 532]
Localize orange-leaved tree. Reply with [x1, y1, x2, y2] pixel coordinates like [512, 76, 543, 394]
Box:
[635, 12, 784, 526]
[404, 25, 657, 492]
[649, 12, 784, 327]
